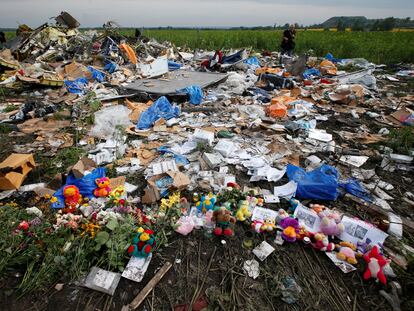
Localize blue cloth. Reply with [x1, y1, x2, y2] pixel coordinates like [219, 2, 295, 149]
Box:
[287, 164, 339, 201]
[104, 61, 118, 74]
[303, 68, 321, 80]
[244, 57, 260, 67]
[222, 49, 245, 64]
[64, 78, 88, 94]
[51, 167, 106, 209]
[177, 85, 203, 105]
[339, 179, 373, 203]
[137, 96, 180, 130]
[168, 61, 182, 71]
[87, 66, 105, 82]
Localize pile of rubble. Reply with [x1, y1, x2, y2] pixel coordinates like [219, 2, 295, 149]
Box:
[1, 12, 414, 311]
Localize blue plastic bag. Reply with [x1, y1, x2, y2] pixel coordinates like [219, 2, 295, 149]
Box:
[244, 57, 260, 67]
[286, 164, 339, 200]
[303, 68, 321, 80]
[339, 179, 373, 203]
[64, 78, 88, 94]
[177, 85, 203, 105]
[137, 96, 180, 130]
[168, 61, 182, 71]
[325, 53, 342, 63]
[51, 167, 106, 209]
[87, 66, 105, 82]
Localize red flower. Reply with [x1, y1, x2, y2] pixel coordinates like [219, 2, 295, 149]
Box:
[18, 221, 29, 231]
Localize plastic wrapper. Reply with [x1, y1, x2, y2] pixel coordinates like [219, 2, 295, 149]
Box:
[90, 105, 132, 138]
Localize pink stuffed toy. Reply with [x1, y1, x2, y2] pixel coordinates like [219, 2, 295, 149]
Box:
[318, 209, 344, 237]
[94, 177, 111, 197]
[363, 246, 389, 285]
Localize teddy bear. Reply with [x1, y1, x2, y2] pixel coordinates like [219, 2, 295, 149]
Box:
[310, 203, 326, 214]
[127, 227, 156, 257]
[280, 217, 300, 242]
[235, 200, 252, 221]
[336, 241, 358, 265]
[318, 209, 344, 238]
[363, 245, 389, 285]
[94, 177, 111, 197]
[212, 206, 236, 236]
[63, 185, 82, 213]
[311, 233, 335, 251]
[196, 193, 217, 213]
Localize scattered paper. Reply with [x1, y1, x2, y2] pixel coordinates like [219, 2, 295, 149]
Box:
[122, 254, 152, 282]
[253, 241, 275, 261]
[243, 260, 260, 279]
[308, 129, 332, 142]
[264, 194, 280, 203]
[273, 181, 297, 199]
[340, 155, 369, 168]
[84, 267, 121, 295]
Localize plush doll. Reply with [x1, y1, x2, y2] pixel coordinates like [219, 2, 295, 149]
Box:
[246, 196, 263, 209]
[128, 227, 156, 257]
[318, 209, 344, 238]
[94, 177, 111, 197]
[235, 200, 252, 221]
[276, 208, 289, 225]
[196, 193, 217, 213]
[212, 206, 236, 236]
[312, 233, 335, 251]
[63, 185, 82, 213]
[310, 204, 326, 214]
[297, 225, 311, 242]
[280, 217, 300, 242]
[336, 241, 358, 265]
[252, 218, 276, 233]
[363, 246, 389, 285]
[357, 238, 383, 257]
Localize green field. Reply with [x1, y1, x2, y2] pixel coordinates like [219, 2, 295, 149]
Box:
[4, 29, 414, 64]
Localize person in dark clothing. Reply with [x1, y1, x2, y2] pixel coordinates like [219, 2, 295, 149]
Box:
[0, 31, 6, 48]
[280, 24, 296, 57]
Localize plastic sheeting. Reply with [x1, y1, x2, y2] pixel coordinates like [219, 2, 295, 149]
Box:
[51, 167, 106, 208]
[168, 61, 182, 71]
[136, 96, 180, 130]
[87, 66, 105, 83]
[287, 164, 339, 200]
[90, 105, 132, 138]
[177, 85, 203, 105]
[339, 179, 373, 203]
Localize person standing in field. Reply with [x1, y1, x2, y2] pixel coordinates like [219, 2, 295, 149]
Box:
[280, 24, 296, 58]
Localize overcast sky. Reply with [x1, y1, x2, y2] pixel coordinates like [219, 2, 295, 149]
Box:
[0, 0, 413, 28]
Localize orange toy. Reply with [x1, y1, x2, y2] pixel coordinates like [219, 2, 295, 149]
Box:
[63, 185, 82, 213]
[94, 177, 111, 197]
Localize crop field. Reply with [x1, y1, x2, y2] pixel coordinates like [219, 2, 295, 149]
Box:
[131, 29, 414, 64]
[3, 28, 413, 64]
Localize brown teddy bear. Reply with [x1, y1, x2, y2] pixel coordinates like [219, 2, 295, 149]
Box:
[211, 206, 236, 236]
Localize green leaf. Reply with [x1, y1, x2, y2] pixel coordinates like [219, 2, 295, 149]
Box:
[106, 219, 119, 231]
[95, 231, 110, 245]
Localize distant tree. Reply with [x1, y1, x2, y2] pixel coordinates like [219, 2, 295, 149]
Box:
[371, 20, 380, 31]
[294, 22, 300, 29]
[380, 17, 396, 31]
[323, 27, 330, 32]
[284, 23, 289, 29]
[337, 19, 346, 31]
[351, 20, 364, 31]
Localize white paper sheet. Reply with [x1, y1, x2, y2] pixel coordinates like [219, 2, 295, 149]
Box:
[339, 215, 388, 245]
[273, 181, 297, 199]
[293, 204, 321, 233]
[252, 206, 278, 222]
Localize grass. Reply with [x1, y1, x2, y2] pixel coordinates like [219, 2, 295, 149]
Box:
[387, 127, 414, 155]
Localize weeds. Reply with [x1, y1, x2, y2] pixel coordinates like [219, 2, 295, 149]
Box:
[387, 126, 414, 154]
[3, 104, 19, 112]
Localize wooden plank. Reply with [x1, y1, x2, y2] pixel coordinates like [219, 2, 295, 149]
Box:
[126, 261, 172, 310]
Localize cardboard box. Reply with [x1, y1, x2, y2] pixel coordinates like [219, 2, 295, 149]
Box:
[142, 171, 190, 204]
[70, 157, 97, 179]
[0, 154, 35, 190]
